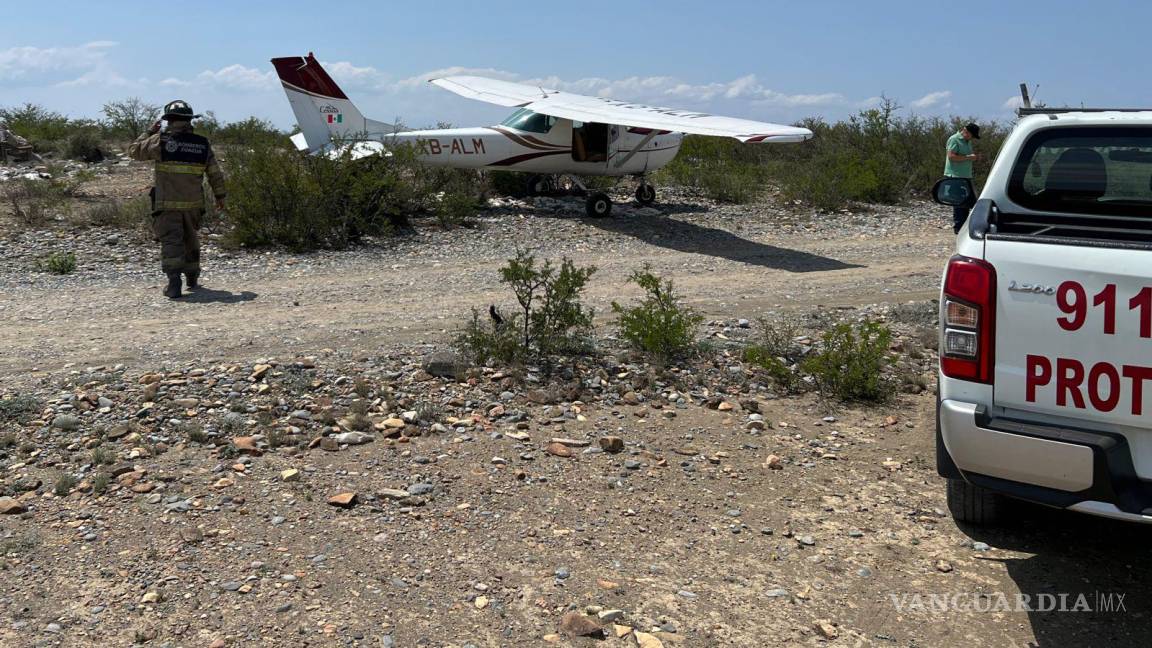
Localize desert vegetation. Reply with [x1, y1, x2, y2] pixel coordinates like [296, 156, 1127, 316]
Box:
[4, 95, 1009, 248]
[658, 98, 1008, 210]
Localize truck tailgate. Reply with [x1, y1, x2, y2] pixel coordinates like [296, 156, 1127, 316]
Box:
[987, 239, 1152, 431]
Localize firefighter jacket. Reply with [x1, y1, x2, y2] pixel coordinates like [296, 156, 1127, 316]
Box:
[129, 121, 225, 211]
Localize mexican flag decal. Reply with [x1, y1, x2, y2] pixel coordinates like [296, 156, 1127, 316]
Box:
[326, 113, 343, 124]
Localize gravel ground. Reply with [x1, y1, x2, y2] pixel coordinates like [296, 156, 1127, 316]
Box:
[1, 164, 1148, 648]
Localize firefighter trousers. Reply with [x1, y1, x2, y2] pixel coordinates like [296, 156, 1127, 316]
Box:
[152, 209, 201, 274]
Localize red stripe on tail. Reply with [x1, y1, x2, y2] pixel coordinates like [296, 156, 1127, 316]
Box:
[270, 53, 349, 100]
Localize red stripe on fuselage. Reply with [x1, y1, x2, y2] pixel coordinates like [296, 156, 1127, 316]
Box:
[489, 150, 571, 166]
[489, 126, 568, 151]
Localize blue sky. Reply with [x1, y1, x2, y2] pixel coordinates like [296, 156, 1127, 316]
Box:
[3, 0, 1150, 129]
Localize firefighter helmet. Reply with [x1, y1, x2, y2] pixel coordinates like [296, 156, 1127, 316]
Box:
[162, 100, 200, 120]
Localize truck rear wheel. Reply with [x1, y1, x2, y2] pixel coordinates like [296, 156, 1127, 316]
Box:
[946, 478, 1003, 526]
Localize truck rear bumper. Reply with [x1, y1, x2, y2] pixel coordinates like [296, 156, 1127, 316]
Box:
[938, 399, 1152, 523]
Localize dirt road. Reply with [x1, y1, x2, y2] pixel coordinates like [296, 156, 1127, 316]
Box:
[0, 195, 946, 380]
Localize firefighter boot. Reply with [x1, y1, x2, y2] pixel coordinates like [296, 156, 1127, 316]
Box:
[185, 270, 200, 290]
[163, 272, 183, 299]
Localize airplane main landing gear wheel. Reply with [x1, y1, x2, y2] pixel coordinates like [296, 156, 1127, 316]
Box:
[586, 192, 612, 218]
[635, 183, 656, 205]
[526, 174, 555, 197]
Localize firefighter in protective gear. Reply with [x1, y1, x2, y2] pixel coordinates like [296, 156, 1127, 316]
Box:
[128, 100, 226, 299]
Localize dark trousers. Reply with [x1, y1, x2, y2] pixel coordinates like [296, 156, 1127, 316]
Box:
[952, 206, 969, 234]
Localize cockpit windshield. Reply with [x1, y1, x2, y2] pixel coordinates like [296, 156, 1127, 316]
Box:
[500, 108, 557, 134]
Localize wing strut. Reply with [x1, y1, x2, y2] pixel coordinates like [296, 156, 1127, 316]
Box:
[612, 131, 659, 169]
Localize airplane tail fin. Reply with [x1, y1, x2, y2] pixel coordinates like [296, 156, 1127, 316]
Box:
[271, 53, 394, 153]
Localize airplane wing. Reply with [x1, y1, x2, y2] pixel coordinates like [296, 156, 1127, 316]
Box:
[429, 75, 812, 143]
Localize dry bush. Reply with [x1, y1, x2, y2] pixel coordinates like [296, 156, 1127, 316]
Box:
[82, 196, 152, 235]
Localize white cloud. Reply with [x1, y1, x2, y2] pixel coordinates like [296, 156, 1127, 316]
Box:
[910, 90, 952, 109]
[579, 74, 843, 108]
[396, 66, 520, 88]
[0, 41, 118, 83]
[1002, 95, 1026, 111]
[166, 59, 387, 92]
[193, 64, 276, 90]
[57, 69, 134, 88]
[325, 61, 390, 89]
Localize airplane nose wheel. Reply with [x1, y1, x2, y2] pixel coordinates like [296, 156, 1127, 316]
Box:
[635, 183, 656, 205]
[586, 192, 612, 218]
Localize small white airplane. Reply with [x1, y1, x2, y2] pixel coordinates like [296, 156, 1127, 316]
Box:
[271, 53, 812, 217]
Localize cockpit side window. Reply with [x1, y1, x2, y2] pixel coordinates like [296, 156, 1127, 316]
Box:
[500, 108, 556, 134]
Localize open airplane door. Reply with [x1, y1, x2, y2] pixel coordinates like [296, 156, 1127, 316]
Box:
[570, 121, 612, 169]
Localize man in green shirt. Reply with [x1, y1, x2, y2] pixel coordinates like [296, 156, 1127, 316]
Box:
[944, 122, 980, 233]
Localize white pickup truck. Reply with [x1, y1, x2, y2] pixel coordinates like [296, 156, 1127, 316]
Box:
[933, 109, 1152, 525]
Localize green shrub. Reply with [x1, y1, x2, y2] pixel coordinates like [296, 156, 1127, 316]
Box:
[279, 367, 314, 395]
[54, 473, 78, 497]
[185, 424, 208, 442]
[611, 266, 703, 361]
[34, 250, 76, 274]
[100, 97, 160, 140]
[62, 130, 105, 162]
[0, 532, 40, 555]
[224, 140, 377, 249]
[581, 174, 618, 192]
[486, 171, 533, 197]
[267, 428, 288, 449]
[352, 377, 372, 398]
[198, 113, 285, 148]
[499, 250, 596, 357]
[655, 136, 768, 203]
[37, 251, 77, 275]
[91, 473, 110, 495]
[91, 446, 115, 466]
[743, 321, 804, 392]
[454, 307, 526, 366]
[801, 320, 895, 402]
[0, 103, 72, 151]
[744, 348, 797, 391]
[762, 101, 1008, 211]
[0, 395, 40, 423]
[83, 195, 151, 232]
[2, 177, 78, 227]
[433, 169, 485, 227]
[224, 139, 478, 250]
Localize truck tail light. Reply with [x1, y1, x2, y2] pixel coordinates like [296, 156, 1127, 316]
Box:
[941, 255, 996, 383]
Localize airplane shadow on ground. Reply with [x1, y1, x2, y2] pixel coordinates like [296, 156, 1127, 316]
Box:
[581, 209, 862, 272]
[959, 501, 1152, 648]
[181, 288, 258, 304]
